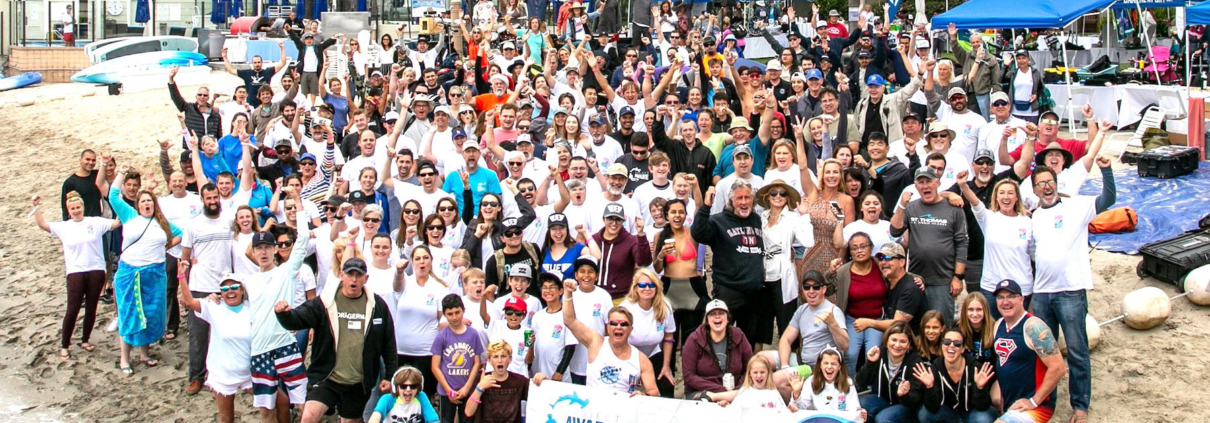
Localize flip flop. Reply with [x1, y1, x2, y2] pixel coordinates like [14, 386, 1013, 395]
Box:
[142, 357, 159, 367]
[163, 332, 176, 341]
[58, 349, 71, 361]
[78, 342, 96, 352]
[120, 366, 133, 375]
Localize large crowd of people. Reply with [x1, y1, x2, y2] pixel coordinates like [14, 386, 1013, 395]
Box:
[36, 1, 1123, 422]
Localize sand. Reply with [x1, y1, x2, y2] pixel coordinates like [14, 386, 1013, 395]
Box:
[0, 72, 1207, 422]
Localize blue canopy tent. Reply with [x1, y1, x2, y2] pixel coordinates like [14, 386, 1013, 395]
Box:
[1190, 1, 1210, 25]
[930, 0, 1115, 30]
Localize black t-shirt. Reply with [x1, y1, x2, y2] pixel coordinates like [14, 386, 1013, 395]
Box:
[238, 68, 277, 107]
[476, 372, 529, 423]
[947, 168, 1024, 261]
[614, 155, 650, 194]
[885, 272, 927, 330]
[62, 171, 102, 220]
[863, 99, 884, 147]
[484, 246, 540, 296]
[763, 80, 793, 102]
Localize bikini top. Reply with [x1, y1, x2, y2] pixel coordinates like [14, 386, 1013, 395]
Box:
[663, 238, 698, 263]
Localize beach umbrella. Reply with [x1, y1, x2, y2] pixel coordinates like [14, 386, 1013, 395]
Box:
[296, 0, 305, 19]
[135, 0, 150, 23]
[229, 0, 242, 18]
[356, 0, 366, 12]
[314, 0, 328, 19]
[211, 0, 227, 24]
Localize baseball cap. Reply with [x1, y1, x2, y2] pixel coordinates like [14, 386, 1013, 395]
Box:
[1014, 49, 1029, 57]
[589, 114, 607, 126]
[619, 106, 636, 117]
[901, 112, 922, 123]
[252, 231, 277, 247]
[916, 37, 931, 49]
[878, 242, 906, 259]
[573, 256, 599, 272]
[993, 279, 1023, 296]
[548, 213, 568, 228]
[705, 299, 729, 314]
[452, 128, 468, 139]
[606, 163, 628, 177]
[553, 107, 570, 117]
[516, 134, 533, 144]
[857, 49, 871, 58]
[791, 72, 806, 83]
[348, 190, 370, 204]
[502, 217, 521, 230]
[322, 194, 346, 207]
[342, 257, 368, 275]
[371, 70, 384, 78]
[434, 105, 452, 116]
[990, 91, 1011, 104]
[860, 30, 874, 40]
[733, 143, 753, 158]
[508, 262, 533, 278]
[974, 149, 995, 161]
[275, 138, 293, 149]
[179, 150, 192, 162]
[503, 296, 528, 313]
[914, 167, 939, 181]
[383, 111, 400, 123]
[866, 74, 887, 86]
[298, 152, 317, 163]
[461, 139, 480, 152]
[502, 41, 516, 50]
[816, 20, 828, 29]
[766, 60, 783, 71]
[947, 86, 967, 98]
[603, 202, 625, 219]
[303, 32, 315, 39]
[220, 273, 244, 285]
[805, 69, 824, 80]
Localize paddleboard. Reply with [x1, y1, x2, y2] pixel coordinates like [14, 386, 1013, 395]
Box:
[72, 51, 208, 84]
[83, 36, 138, 58]
[88, 36, 198, 64]
[0, 72, 42, 91]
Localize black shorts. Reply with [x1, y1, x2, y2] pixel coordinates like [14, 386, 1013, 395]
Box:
[306, 379, 369, 419]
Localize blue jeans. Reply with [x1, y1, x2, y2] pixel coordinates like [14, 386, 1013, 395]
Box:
[845, 315, 883, 375]
[924, 284, 956, 327]
[981, 290, 1032, 321]
[861, 395, 919, 423]
[1030, 291, 1090, 411]
[975, 93, 991, 121]
[919, 406, 999, 423]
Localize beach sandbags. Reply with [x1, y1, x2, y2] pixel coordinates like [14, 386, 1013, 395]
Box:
[1122, 287, 1171, 330]
[1058, 314, 1103, 356]
[1184, 265, 1210, 306]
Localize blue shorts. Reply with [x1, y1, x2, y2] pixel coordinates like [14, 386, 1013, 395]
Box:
[251, 343, 308, 409]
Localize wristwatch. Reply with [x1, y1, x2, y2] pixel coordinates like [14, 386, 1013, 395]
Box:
[954, 273, 966, 281]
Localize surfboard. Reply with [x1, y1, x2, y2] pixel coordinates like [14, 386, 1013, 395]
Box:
[83, 36, 138, 57]
[72, 51, 208, 84]
[87, 36, 199, 64]
[0, 72, 42, 91]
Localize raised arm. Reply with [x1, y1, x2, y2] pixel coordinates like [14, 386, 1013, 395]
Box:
[177, 273, 204, 313]
[1012, 124, 1038, 179]
[561, 281, 603, 351]
[1080, 120, 1111, 171]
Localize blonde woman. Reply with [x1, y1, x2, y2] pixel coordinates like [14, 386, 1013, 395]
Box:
[619, 269, 677, 398]
[705, 355, 787, 410]
[957, 173, 1033, 319]
[796, 155, 855, 279]
[32, 193, 121, 361]
[763, 140, 807, 197]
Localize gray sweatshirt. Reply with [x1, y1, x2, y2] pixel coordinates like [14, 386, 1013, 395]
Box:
[890, 200, 969, 286]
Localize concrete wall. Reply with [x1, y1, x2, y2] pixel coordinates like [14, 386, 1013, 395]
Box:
[7, 46, 90, 82]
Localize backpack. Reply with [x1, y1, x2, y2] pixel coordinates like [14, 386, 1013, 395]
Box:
[494, 242, 540, 282]
[1089, 207, 1138, 234]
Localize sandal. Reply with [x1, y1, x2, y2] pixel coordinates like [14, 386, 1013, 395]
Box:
[78, 342, 96, 352]
[58, 349, 71, 361]
[163, 332, 176, 341]
[141, 356, 159, 367]
[120, 366, 133, 375]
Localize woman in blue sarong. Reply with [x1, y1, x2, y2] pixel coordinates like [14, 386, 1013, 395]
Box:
[109, 164, 182, 375]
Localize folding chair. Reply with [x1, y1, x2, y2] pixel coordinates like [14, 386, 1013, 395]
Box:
[1106, 106, 1164, 160]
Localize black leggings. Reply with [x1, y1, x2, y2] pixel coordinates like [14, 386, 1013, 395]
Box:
[63, 270, 105, 349]
[165, 255, 181, 333]
[649, 350, 677, 398]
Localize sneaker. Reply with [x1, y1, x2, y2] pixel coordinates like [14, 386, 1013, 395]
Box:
[186, 380, 203, 395]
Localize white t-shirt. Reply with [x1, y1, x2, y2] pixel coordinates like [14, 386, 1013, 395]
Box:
[273, 197, 320, 225]
[530, 307, 578, 376]
[888, 138, 927, 167]
[729, 387, 788, 410]
[763, 165, 809, 197]
[301, 135, 347, 167]
[977, 117, 1028, 174]
[312, 224, 336, 293]
[490, 294, 541, 329]
[973, 204, 1035, 294]
[943, 111, 987, 163]
[632, 180, 677, 224]
[619, 299, 676, 357]
[291, 264, 317, 308]
[711, 173, 765, 215]
[522, 204, 555, 248]
[793, 379, 861, 412]
[841, 219, 898, 256]
[231, 231, 259, 276]
[610, 97, 648, 133]
[1031, 196, 1097, 293]
[158, 193, 203, 258]
[199, 301, 252, 386]
[48, 217, 113, 274]
[392, 183, 453, 216]
[574, 136, 625, 171]
[182, 215, 236, 293]
[341, 153, 388, 188]
[569, 287, 613, 375]
[1021, 164, 1089, 210]
[393, 275, 450, 355]
[585, 195, 641, 234]
[487, 319, 530, 375]
[1012, 69, 1037, 117]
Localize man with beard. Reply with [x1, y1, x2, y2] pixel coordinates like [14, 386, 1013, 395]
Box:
[272, 71, 307, 108]
[382, 158, 450, 217]
[443, 140, 503, 214]
[947, 23, 1002, 120]
[607, 106, 638, 147]
[250, 69, 303, 142]
[935, 87, 987, 163]
[518, 171, 571, 247]
[1027, 156, 1116, 423]
[692, 179, 765, 345]
[168, 66, 222, 142]
[944, 130, 1036, 293]
[179, 184, 237, 395]
[576, 114, 625, 170]
[222, 42, 287, 107]
[493, 104, 522, 149]
[615, 136, 653, 194]
[890, 167, 968, 326]
[62, 150, 104, 219]
[977, 92, 1030, 174]
[1020, 119, 1109, 210]
[157, 170, 202, 341]
[586, 164, 641, 234]
[888, 112, 926, 166]
[340, 109, 374, 160]
[401, 95, 434, 153]
[851, 242, 927, 333]
[474, 74, 513, 113]
[710, 144, 765, 216]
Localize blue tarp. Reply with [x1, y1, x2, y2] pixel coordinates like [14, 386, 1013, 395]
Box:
[1111, 0, 1184, 10]
[1079, 162, 1210, 255]
[931, 0, 1115, 30]
[1190, 1, 1210, 26]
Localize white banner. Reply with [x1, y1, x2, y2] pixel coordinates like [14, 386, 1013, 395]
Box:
[526, 381, 862, 423]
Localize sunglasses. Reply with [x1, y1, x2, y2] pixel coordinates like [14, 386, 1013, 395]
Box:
[929, 134, 948, 139]
[992, 101, 1010, 107]
[426, 226, 444, 232]
[403, 209, 421, 215]
[802, 284, 824, 291]
[284, 205, 296, 211]
[325, 206, 338, 212]
[508, 162, 524, 166]
[1040, 119, 1059, 126]
[941, 339, 964, 347]
[608, 320, 631, 327]
[439, 206, 457, 212]
[636, 282, 656, 289]
[632, 149, 649, 155]
[220, 284, 242, 292]
[278, 240, 294, 248]
[504, 309, 525, 316]
[768, 189, 788, 198]
[518, 125, 530, 130]
[449, 93, 463, 97]
[874, 253, 901, 262]
[364, 218, 382, 223]
[974, 159, 994, 166]
[300, 161, 316, 166]
[503, 229, 523, 237]
[419, 172, 437, 178]
[518, 186, 536, 193]
[481, 202, 500, 208]
[398, 383, 419, 391]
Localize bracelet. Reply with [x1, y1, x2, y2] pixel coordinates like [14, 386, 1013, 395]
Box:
[1028, 397, 1038, 408]
[346, 243, 355, 247]
[469, 397, 482, 404]
[475, 386, 484, 394]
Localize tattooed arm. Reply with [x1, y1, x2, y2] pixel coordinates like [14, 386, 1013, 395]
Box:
[1013, 317, 1068, 412]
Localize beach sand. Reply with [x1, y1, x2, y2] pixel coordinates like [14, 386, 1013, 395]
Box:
[0, 73, 1206, 422]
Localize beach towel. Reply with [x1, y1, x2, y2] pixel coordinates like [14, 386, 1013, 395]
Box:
[114, 261, 167, 347]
